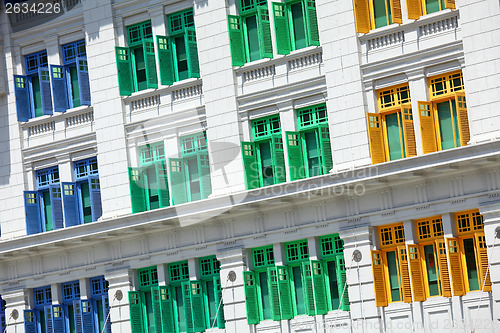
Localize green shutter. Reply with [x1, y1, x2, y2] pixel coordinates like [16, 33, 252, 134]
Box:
[182, 282, 194, 333]
[128, 167, 147, 213]
[301, 262, 316, 316]
[266, 267, 281, 321]
[199, 153, 212, 200]
[169, 158, 188, 205]
[310, 260, 328, 315]
[185, 28, 200, 78]
[241, 141, 260, 189]
[157, 36, 175, 85]
[227, 15, 246, 66]
[152, 287, 163, 333]
[156, 160, 170, 208]
[190, 281, 206, 332]
[159, 286, 176, 333]
[257, 7, 273, 59]
[273, 3, 291, 55]
[318, 124, 333, 174]
[243, 271, 260, 325]
[143, 38, 158, 89]
[213, 276, 225, 328]
[305, 0, 320, 46]
[336, 256, 350, 311]
[271, 135, 286, 184]
[276, 266, 293, 320]
[285, 131, 305, 181]
[128, 291, 144, 333]
[115, 47, 134, 96]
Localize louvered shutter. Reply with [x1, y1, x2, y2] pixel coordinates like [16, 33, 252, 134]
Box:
[115, 47, 134, 96]
[14, 75, 31, 121]
[157, 36, 175, 85]
[45, 305, 54, 333]
[89, 176, 102, 222]
[257, 7, 273, 59]
[474, 233, 492, 292]
[402, 106, 417, 157]
[305, 0, 320, 46]
[182, 282, 194, 333]
[73, 300, 82, 333]
[435, 239, 452, 297]
[301, 261, 316, 316]
[81, 300, 94, 333]
[446, 238, 466, 296]
[62, 183, 80, 227]
[397, 246, 413, 303]
[102, 295, 111, 333]
[243, 271, 260, 325]
[185, 28, 201, 78]
[407, 244, 426, 301]
[128, 167, 147, 213]
[50, 184, 64, 229]
[189, 281, 206, 332]
[271, 135, 286, 184]
[318, 124, 333, 174]
[199, 153, 212, 200]
[371, 250, 388, 307]
[455, 92, 470, 146]
[128, 291, 144, 333]
[228, 16, 246, 66]
[267, 267, 281, 321]
[152, 287, 163, 333]
[273, 3, 291, 54]
[52, 305, 64, 333]
[49, 65, 69, 112]
[406, 0, 422, 19]
[159, 286, 176, 333]
[39, 67, 53, 115]
[444, 0, 455, 9]
[418, 101, 438, 153]
[276, 266, 293, 320]
[285, 131, 305, 180]
[169, 158, 188, 205]
[24, 310, 37, 333]
[213, 276, 225, 328]
[241, 142, 260, 189]
[391, 0, 403, 24]
[310, 260, 328, 314]
[142, 39, 158, 89]
[76, 58, 91, 105]
[367, 113, 386, 164]
[336, 256, 350, 310]
[24, 191, 42, 235]
[155, 160, 170, 208]
[353, 0, 371, 33]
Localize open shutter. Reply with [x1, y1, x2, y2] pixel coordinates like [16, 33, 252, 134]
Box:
[397, 246, 413, 303]
[273, 3, 291, 55]
[418, 101, 438, 154]
[406, 0, 422, 19]
[199, 153, 212, 199]
[102, 295, 111, 333]
[444, 0, 455, 9]
[49, 65, 69, 112]
[371, 250, 388, 307]
[128, 167, 146, 213]
[157, 36, 175, 85]
[186, 28, 201, 78]
[81, 300, 94, 333]
[115, 47, 134, 96]
[73, 300, 82, 333]
[128, 291, 144, 333]
[169, 158, 188, 205]
[39, 67, 53, 115]
[455, 92, 470, 146]
[160, 286, 176, 333]
[446, 238, 465, 296]
[241, 142, 260, 190]
[89, 176, 102, 222]
[276, 266, 293, 320]
[301, 261, 316, 316]
[407, 244, 426, 301]
[24, 191, 42, 235]
[156, 160, 170, 208]
[242, 271, 260, 325]
[367, 113, 386, 164]
[435, 239, 452, 297]
[52, 305, 64, 333]
[50, 184, 63, 229]
[353, 0, 371, 33]
[213, 276, 225, 328]
[62, 183, 80, 227]
[143, 38, 158, 89]
[318, 124, 333, 174]
[474, 233, 492, 292]
[267, 267, 281, 321]
[286, 132, 305, 181]
[14, 75, 31, 121]
[271, 135, 286, 184]
[310, 260, 328, 314]
[390, 0, 403, 24]
[24, 310, 37, 333]
[336, 256, 350, 311]
[305, 0, 320, 46]
[190, 281, 205, 332]
[257, 7, 273, 59]
[152, 287, 163, 333]
[182, 282, 194, 333]
[402, 106, 417, 157]
[228, 15, 246, 66]
[45, 305, 54, 333]
[76, 57, 91, 105]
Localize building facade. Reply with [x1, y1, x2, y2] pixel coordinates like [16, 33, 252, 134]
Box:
[0, 0, 499, 332]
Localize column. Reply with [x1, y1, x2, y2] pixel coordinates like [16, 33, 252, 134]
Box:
[2, 289, 26, 333]
[104, 269, 134, 333]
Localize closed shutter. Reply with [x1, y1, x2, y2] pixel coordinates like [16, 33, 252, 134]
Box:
[273, 3, 291, 54]
[474, 233, 492, 292]
[435, 239, 452, 297]
[391, 0, 403, 24]
[81, 300, 94, 333]
[39, 67, 53, 115]
[444, 0, 455, 9]
[418, 101, 438, 154]
[353, 0, 371, 33]
[402, 106, 417, 157]
[367, 113, 386, 164]
[301, 261, 316, 316]
[49, 65, 69, 112]
[336, 256, 350, 311]
[24, 310, 37, 333]
[169, 158, 188, 205]
[24, 191, 42, 235]
[189, 281, 205, 332]
[397, 246, 413, 303]
[62, 183, 80, 227]
[52, 305, 65, 333]
[243, 271, 260, 324]
[267, 267, 281, 321]
[157, 36, 175, 85]
[128, 167, 147, 213]
[276, 266, 293, 320]
[45, 305, 54, 333]
[152, 287, 163, 333]
[128, 291, 144, 333]
[305, 0, 320, 46]
[143, 39, 158, 89]
[50, 184, 64, 229]
[371, 251, 388, 307]
[446, 238, 465, 296]
[318, 124, 333, 174]
[14, 75, 31, 122]
[76, 58, 91, 105]
[73, 300, 82, 333]
[155, 160, 170, 208]
[182, 282, 194, 333]
[159, 286, 176, 333]
[115, 47, 134, 96]
[407, 244, 426, 301]
[455, 92, 470, 146]
[185, 28, 201, 78]
[199, 153, 212, 200]
[310, 260, 328, 315]
[285, 131, 305, 181]
[89, 176, 102, 222]
[406, 0, 422, 19]
[213, 276, 225, 328]
[257, 7, 273, 59]
[241, 142, 260, 189]
[228, 16, 246, 66]
[102, 295, 111, 333]
[271, 135, 286, 184]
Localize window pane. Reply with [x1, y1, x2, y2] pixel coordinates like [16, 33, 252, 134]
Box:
[424, 244, 440, 296]
[292, 266, 306, 315]
[463, 238, 479, 291]
[386, 251, 401, 302]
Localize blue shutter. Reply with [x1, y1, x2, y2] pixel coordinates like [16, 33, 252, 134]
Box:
[14, 75, 31, 121]
[24, 310, 37, 333]
[62, 182, 80, 227]
[24, 191, 42, 235]
[102, 295, 111, 333]
[45, 305, 53, 333]
[49, 65, 69, 112]
[81, 300, 94, 333]
[89, 176, 102, 222]
[52, 305, 65, 333]
[50, 184, 64, 229]
[73, 300, 83, 333]
[38, 67, 53, 115]
[76, 57, 91, 105]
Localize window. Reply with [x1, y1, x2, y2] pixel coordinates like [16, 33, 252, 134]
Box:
[406, 0, 455, 20]
[352, 0, 402, 33]
[367, 84, 416, 164]
[62, 281, 81, 333]
[228, 0, 272, 66]
[25, 286, 53, 333]
[418, 71, 469, 153]
[61, 40, 91, 108]
[241, 115, 285, 189]
[285, 104, 332, 180]
[128, 266, 159, 332]
[89, 276, 111, 333]
[198, 256, 225, 329]
[169, 133, 212, 205]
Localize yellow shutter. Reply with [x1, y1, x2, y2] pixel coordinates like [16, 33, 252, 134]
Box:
[455, 92, 470, 146]
[367, 113, 387, 164]
[418, 101, 438, 154]
[444, 0, 455, 10]
[474, 233, 492, 292]
[446, 238, 466, 296]
[353, 0, 371, 33]
[406, 0, 422, 19]
[402, 106, 417, 157]
[435, 239, 452, 297]
[407, 244, 426, 302]
[391, 0, 403, 24]
[397, 246, 412, 303]
[371, 250, 388, 307]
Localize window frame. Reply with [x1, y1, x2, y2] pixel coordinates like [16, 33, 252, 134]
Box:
[61, 39, 87, 109]
[127, 20, 154, 92]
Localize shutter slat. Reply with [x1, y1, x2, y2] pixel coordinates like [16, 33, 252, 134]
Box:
[159, 286, 176, 333]
[310, 260, 328, 315]
[182, 282, 194, 333]
[435, 239, 452, 297]
[169, 158, 188, 205]
[402, 106, 417, 157]
[157, 36, 175, 85]
[39, 67, 53, 115]
[241, 141, 260, 189]
[128, 291, 144, 333]
[318, 124, 333, 174]
[397, 246, 413, 303]
[407, 244, 427, 301]
[273, 3, 291, 55]
[152, 287, 163, 333]
[156, 160, 170, 208]
[190, 281, 206, 331]
[186, 28, 201, 78]
[271, 135, 286, 184]
[49, 65, 69, 112]
[367, 113, 387, 164]
[24, 310, 37, 333]
[62, 182, 80, 227]
[353, 0, 371, 33]
[52, 305, 65, 333]
[45, 305, 54, 333]
[228, 15, 246, 66]
[14, 75, 31, 121]
[102, 295, 111, 333]
[277, 266, 293, 319]
[301, 261, 316, 316]
[418, 101, 438, 154]
[285, 131, 305, 180]
[444, 0, 455, 9]
[455, 92, 470, 146]
[258, 7, 273, 59]
[89, 176, 102, 222]
[371, 250, 388, 307]
[305, 0, 320, 46]
[474, 233, 492, 292]
[128, 167, 147, 213]
[76, 57, 91, 105]
[446, 238, 466, 296]
[143, 38, 158, 89]
[391, 0, 403, 24]
[50, 184, 64, 229]
[243, 271, 260, 324]
[115, 47, 134, 96]
[73, 300, 82, 333]
[336, 256, 350, 311]
[406, 0, 422, 19]
[267, 267, 281, 321]
[213, 276, 225, 328]
[81, 300, 94, 333]
[199, 153, 212, 199]
[24, 191, 42, 235]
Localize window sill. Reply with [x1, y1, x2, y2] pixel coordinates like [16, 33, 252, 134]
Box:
[122, 77, 202, 103]
[21, 105, 92, 126]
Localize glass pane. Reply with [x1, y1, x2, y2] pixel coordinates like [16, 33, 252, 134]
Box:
[81, 182, 92, 223]
[425, 0, 441, 14]
[463, 238, 479, 291]
[305, 131, 320, 177]
[385, 113, 404, 161]
[259, 272, 272, 319]
[175, 36, 188, 81]
[144, 291, 154, 332]
[32, 76, 43, 117]
[246, 15, 260, 62]
[373, 0, 391, 28]
[97, 300, 105, 333]
[146, 167, 159, 210]
[259, 141, 274, 186]
[327, 261, 339, 310]
[386, 251, 401, 302]
[437, 101, 458, 150]
[292, 266, 306, 315]
[424, 244, 440, 296]
[291, 3, 307, 49]
[206, 281, 217, 325]
[187, 158, 201, 201]
[43, 190, 53, 231]
[70, 66, 81, 108]
[175, 286, 186, 332]
[134, 47, 147, 91]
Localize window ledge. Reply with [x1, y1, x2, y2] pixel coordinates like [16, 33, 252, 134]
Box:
[122, 77, 202, 103]
[21, 105, 92, 127]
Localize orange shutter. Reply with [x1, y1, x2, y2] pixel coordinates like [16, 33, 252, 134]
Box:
[418, 101, 438, 154]
[353, 0, 371, 33]
[371, 251, 388, 307]
[391, 0, 403, 24]
[406, 0, 422, 19]
[444, 0, 455, 10]
[455, 92, 470, 146]
[446, 238, 466, 296]
[474, 233, 492, 292]
[407, 244, 426, 302]
[397, 246, 412, 303]
[402, 106, 417, 157]
[367, 113, 387, 164]
[435, 239, 452, 297]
